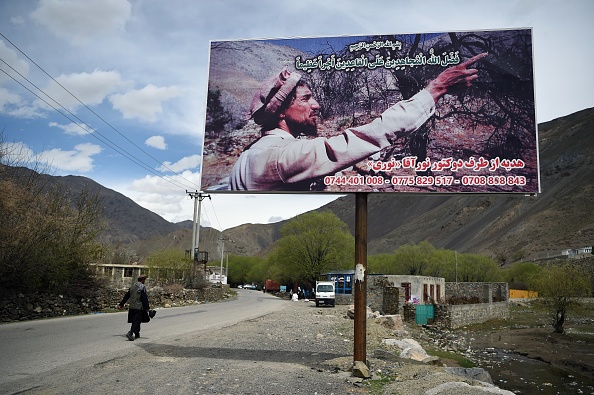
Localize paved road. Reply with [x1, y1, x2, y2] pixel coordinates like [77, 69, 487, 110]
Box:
[0, 289, 285, 390]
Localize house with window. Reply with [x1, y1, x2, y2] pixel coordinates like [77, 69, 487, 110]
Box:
[562, 246, 593, 258]
[384, 275, 445, 304]
[324, 270, 445, 304]
[92, 263, 147, 288]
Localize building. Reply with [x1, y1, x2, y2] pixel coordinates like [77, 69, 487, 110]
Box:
[324, 270, 445, 304]
[92, 263, 147, 288]
[562, 246, 593, 258]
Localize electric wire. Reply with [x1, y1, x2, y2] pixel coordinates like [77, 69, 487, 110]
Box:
[0, 32, 224, 226]
[0, 65, 192, 191]
[207, 197, 223, 231]
[0, 32, 200, 191]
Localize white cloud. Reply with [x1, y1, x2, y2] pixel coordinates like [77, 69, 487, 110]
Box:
[125, 170, 201, 221]
[30, 0, 131, 46]
[130, 170, 201, 194]
[38, 143, 102, 172]
[157, 154, 200, 173]
[0, 87, 21, 107]
[49, 121, 94, 136]
[0, 87, 45, 118]
[10, 16, 24, 25]
[0, 39, 30, 84]
[2, 142, 35, 164]
[38, 69, 130, 111]
[145, 135, 167, 150]
[109, 84, 181, 122]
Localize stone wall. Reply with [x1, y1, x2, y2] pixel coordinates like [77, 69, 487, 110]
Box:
[334, 276, 404, 314]
[382, 286, 404, 315]
[445, 282, 508, 303]
[335, 293, 353, 305]
[367, 275, 390, 312]
[433, 301, 510, 329]
[0, 286, 231, 323]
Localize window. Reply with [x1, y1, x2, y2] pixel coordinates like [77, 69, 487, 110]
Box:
[124, 267, 134, 278]
[401, 282, 411, 301]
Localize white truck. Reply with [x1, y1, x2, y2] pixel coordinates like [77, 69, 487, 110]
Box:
[315, 281, 335, 307]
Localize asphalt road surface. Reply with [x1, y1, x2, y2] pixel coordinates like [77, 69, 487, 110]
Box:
[0, 289, 287, 393]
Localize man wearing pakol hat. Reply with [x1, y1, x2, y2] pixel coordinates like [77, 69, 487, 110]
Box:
[229, 53, 487, 191]
[118, 274, 150, 341]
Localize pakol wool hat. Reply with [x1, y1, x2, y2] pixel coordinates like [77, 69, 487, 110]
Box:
[250, 68, 302, 126]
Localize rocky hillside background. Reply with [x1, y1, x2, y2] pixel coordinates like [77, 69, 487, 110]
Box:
[6, 106, 593, 264]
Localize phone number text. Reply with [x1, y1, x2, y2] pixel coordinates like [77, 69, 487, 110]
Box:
[324, 175, 526, 187]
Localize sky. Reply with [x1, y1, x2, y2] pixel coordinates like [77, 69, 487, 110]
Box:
[0, 0, 593, 232]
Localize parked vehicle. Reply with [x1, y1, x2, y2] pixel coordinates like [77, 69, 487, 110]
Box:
[315, 281, 335, 307]
[264, 279, 281, 292]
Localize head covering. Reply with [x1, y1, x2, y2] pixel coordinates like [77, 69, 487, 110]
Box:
[138, 274, 148, 281]
[250, 68, 302, 126]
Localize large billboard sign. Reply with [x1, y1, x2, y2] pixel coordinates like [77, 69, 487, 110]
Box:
[201, 29, 539, 194]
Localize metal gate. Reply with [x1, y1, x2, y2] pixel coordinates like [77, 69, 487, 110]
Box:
[415, 304, 435, 325]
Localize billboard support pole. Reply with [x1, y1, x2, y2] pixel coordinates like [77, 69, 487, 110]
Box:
[354, 192, 368, 366]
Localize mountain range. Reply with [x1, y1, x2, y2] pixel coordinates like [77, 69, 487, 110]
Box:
[7, 106, 593, 265]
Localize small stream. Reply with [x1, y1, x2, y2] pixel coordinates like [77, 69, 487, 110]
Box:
[425, 322, 594, 394]
[472, 346, 594, 394]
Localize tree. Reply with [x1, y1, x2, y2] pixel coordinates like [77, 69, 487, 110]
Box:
[145, 248, 192, 283]
[227, 255, 266, 286]
[502, 261, 542, 290]
[205, 89, 232, 138]
[0, 143, 106, 294]
[393, 241, 436, 275]
[456, 253, 502, 282]
[532, 263, 592, 333]
[368, 253, 400, 275]
[271, 211, 354, 285]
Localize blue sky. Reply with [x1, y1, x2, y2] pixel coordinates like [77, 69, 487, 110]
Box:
[1, 0, 593, 231]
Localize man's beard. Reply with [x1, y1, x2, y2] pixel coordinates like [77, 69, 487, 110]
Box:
[286, 118, 318, 137]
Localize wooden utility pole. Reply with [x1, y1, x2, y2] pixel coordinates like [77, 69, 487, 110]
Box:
[353, 192, 368, 364]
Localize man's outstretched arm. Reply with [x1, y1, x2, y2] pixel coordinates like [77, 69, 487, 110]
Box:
[425, 52, 488, 102]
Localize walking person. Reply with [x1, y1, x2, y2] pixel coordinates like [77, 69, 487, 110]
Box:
[118, 274, 150, 341]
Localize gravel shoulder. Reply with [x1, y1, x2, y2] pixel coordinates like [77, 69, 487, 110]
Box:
[3, 297, 511, 395]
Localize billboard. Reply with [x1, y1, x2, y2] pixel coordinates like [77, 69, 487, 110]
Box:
[201, 29, 539, 194]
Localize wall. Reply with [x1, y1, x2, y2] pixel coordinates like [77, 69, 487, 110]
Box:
[385, 275, 446, 303]
[0, 286, 231, 323]
[446, 282, 508, 303]
[433, 302, 510, 329]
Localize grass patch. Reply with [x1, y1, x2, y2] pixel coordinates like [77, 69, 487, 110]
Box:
[365, 375, 394, 395]
[426, 348, 475, 368]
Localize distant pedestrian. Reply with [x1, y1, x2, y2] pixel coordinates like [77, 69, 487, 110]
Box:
[118, 274, 150, 341]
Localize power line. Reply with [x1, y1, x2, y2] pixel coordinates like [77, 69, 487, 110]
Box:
[208, 197, 223, 231]
[0, 32, 201, 191]
[0, 65, 193, 191]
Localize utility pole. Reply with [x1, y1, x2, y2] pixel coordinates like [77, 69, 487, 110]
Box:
[354, 192, 368, 366]
[187, 191, 210, 258]
[218, 236, 233, 287]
